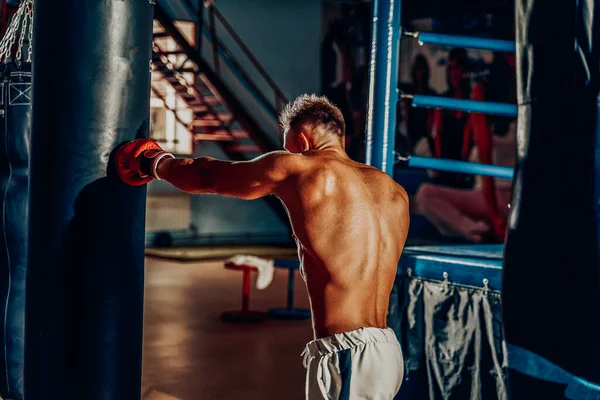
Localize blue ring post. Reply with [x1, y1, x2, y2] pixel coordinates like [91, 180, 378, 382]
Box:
[365, 0, 401, 175]
[410, 94, 517, 117]
[408, 156, 514, 179]
[416, 33, 516, 53]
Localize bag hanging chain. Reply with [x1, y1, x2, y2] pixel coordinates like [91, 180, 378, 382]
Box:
[0, 0, 34, 64]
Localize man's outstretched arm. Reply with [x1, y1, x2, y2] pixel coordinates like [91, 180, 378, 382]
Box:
[155, 151, 294, 199]
[113, 139, 297, 200]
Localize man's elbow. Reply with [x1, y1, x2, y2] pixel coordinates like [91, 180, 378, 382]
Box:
[214, 180, 271, 200]
[213, 184, 266, 200]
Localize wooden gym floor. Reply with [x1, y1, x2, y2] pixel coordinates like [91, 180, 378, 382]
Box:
[142, 255, 312, 400]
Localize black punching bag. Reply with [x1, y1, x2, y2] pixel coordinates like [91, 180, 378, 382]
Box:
[503, 0, 600, 398]
[0, 63, 31, 400]
[25, 1, 154, 399]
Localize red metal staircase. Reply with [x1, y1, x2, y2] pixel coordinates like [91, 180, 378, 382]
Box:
[152, 3, 285, 159]
[151, 3, 289, 222]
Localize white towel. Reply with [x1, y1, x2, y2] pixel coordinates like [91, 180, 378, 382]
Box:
[227, 255, 275, 290]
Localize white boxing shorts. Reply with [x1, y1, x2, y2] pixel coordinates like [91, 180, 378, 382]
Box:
[302, 327, 404, 399]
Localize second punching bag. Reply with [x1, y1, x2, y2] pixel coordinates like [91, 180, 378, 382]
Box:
[0, 63, 31, 400]
[0, 3, 34, 399]
[503, 0, 600, 398]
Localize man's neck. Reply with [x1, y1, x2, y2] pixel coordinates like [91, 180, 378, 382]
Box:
[313, 141, 346, 156]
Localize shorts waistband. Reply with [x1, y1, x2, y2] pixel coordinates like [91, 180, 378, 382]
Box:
[303, 327, 398, 359]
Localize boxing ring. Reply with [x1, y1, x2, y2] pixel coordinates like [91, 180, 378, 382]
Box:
[367, 0, 600, 399]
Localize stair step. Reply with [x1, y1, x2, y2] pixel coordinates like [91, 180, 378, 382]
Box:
[188, 95, 221, 104]
[190, 105, 208, 112]
[195, 112, 232, 122]
[190, 120, 223, 127]
[199, 96, 221, 105]
[213, 129, 249, 139]
[180, 92, 200, 101]
[165, 76, 190, 86]
[193, 133, 234, 142]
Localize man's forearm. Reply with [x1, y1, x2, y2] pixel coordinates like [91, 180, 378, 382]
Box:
[155, 157, 214, 194]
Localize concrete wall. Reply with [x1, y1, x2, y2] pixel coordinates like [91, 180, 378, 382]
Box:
[213, 0, 322, 100]
[200, 0, 323, 142]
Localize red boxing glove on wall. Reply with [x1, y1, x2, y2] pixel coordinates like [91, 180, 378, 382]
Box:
[113, 139, 174, 186]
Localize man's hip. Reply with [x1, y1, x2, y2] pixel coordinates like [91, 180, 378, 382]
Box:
[302, 327, 404, 399]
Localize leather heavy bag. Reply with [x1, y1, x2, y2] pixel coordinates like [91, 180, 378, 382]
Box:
[503, 0, 600, 397]
[25, 1, 154, 399]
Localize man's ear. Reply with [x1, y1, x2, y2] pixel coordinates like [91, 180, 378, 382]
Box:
[299, 133, 311, 152]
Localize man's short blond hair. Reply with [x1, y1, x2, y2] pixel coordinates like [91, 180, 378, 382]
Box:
[279, 94, 345, 137]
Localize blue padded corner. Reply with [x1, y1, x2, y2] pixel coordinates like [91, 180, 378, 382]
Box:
[398, 245, 504, 291]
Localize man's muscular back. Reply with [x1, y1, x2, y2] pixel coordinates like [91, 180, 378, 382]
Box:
[276, 150, 410, 339]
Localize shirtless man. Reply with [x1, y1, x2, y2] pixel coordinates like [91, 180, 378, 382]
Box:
[114, 94, 410, 399]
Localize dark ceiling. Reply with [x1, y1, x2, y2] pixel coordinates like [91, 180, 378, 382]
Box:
[159, 0, 513, 24]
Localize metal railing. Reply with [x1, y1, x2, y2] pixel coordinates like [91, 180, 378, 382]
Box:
[179, 0, 289, 119]
[206, 3, 289, 112]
